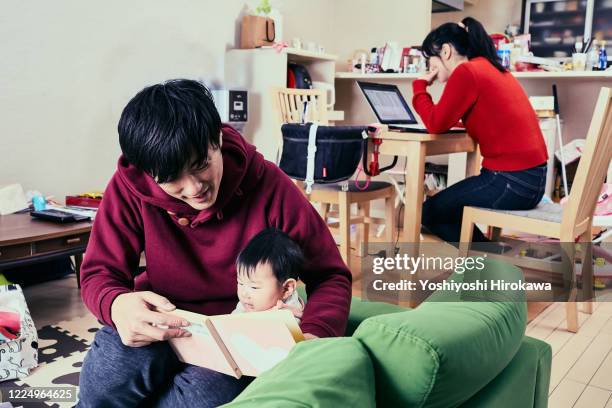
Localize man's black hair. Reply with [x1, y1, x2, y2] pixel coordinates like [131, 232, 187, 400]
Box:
[118, 79, 222, 183]
[237, 228, 304, 283]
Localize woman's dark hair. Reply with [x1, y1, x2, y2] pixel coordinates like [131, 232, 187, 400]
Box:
[118, 79, 222, 183]
[237, 228, 304, 283]
[421, 17, 505, 73]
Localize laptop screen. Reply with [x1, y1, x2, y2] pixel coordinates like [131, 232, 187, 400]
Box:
[358, 82, 418, 125]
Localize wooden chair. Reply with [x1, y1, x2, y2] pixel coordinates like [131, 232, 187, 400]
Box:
[271, 87, 396, 264]
[460, 87, 612, 333]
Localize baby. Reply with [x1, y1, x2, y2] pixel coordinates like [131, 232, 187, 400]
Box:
[233, 228, 305, 321]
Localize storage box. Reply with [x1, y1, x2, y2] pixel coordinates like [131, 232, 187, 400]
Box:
[65, 195, 102, 208]
[0, 284, 38, 382]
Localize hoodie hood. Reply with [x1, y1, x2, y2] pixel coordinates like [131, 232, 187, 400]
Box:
[116, 124, 266, 224]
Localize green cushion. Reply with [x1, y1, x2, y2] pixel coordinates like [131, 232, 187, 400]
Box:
[297, 285, 407, 336]
[345, 296, 407, 336]
[460, 336, 552, 408]
[353, 258, 527, 407]
[224, 337, 376, 408]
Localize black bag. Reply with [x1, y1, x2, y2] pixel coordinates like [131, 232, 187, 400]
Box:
[279, 123, 366, 188]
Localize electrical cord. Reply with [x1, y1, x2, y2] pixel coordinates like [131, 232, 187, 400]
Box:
[364, 157, 408, 258]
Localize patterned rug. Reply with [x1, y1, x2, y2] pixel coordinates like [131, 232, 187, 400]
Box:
[0, 314, 101, 408]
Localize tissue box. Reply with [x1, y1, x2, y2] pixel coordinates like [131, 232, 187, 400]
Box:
[0, 184, 28, 215]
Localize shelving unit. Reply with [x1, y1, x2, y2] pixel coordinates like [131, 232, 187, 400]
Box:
[523, 0, 590, 58]
[522, 0, 612, 59]
[225, 47, 343, 161]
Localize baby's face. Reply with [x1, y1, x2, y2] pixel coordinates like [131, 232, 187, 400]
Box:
[237, 262, 284, 312]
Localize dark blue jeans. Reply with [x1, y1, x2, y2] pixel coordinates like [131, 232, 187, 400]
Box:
[77, 326, 252, 408]
[422, 164, 546, 243]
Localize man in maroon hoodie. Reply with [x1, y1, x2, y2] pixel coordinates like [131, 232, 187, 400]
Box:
[77, 80, 352, 407]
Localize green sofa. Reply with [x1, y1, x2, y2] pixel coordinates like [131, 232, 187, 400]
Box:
[225, 259, 552, 408]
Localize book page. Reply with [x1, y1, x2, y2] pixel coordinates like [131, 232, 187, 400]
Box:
[213, 309, 304, 342]
[165, 310, 239, 378]
[210, 317, 297, 377]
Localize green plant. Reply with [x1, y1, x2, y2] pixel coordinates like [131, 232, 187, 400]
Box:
[256, 0, 272, 15]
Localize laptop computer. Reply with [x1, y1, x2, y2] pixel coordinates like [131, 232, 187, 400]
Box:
[357, 81, 464, 134]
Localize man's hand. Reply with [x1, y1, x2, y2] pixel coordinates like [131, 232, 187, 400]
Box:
[303, 333, 319, 340]
[111, 291, 191, 347]
[274, 300, 304, 320]
[418, 68, 438, 85]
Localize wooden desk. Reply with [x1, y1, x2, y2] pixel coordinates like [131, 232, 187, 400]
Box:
[0, 213, 92, 286]
[374, 127, 480, 242]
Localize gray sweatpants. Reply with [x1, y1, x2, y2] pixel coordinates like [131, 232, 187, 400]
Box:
[77, 326, 252, 407]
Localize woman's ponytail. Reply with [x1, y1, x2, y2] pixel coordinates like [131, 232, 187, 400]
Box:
[421, 17, 506, 73]
[461, 17, 506, 72]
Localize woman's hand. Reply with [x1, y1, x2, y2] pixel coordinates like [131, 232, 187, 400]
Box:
[303, 333, 319, 340]
[418, 68, 439, 85]
[111, 291, 191, 347]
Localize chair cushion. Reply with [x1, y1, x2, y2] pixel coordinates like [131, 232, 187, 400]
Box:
[475, 202, 562, 223]
[225, 337, 376, 408]
[352, 258, 527, 407]
[314, 181, 393, 193]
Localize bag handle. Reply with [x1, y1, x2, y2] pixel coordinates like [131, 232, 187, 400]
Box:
[304, 123, 318, 194]
[264, 19, 276, 42]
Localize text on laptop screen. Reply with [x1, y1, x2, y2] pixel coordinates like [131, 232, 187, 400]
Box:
[362, 88, 416, 122]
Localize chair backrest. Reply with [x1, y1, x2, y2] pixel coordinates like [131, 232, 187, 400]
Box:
[270, 87, 329, 125]
[561, 87, 612, 240]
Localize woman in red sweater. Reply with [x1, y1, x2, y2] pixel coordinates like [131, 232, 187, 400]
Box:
[413, 17, 548, 243]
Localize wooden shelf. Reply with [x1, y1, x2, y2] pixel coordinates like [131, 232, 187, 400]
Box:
[335, 72, 421, 79]
[335, 71, 612, 80]
[273, 47, 337, 62]
[286, 48, 337, 62]
[229, 47, 337, 62]
[513, 71, 612, 78]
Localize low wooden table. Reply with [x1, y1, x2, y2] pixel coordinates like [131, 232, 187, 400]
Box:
[373, 126, 480, 243]
[0, 213, 93, 287]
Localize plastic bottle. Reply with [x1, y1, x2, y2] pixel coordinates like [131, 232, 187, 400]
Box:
[598, 41, 608, 71]
[370, 48, 378, 65]
[499, 44, 511, 69]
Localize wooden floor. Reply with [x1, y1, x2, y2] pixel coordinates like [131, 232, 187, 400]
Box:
[528, 298, 612, 408]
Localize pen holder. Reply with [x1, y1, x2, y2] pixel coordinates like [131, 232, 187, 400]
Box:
[572, 53, 587, 71]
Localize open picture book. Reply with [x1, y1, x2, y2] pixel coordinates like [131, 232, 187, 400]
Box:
[165, 308, 304, 379]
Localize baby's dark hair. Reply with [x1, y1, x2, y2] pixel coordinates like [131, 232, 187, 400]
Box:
[237, 228, 304, 283]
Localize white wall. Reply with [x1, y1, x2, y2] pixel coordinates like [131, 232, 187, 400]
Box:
[335, 0, 432, 126]
[330, 0, 433, 70]
[0, 0, 432, 199]
[431, 0, 523, 33]
[1, 0, 249, 199]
